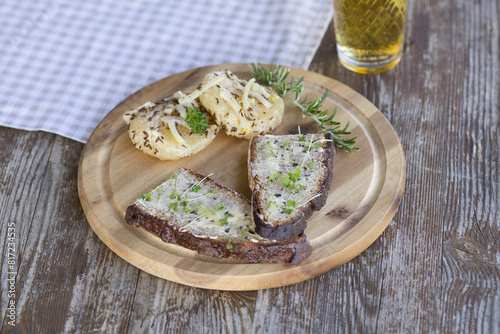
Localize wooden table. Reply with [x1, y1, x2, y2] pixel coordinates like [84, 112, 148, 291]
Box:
[1, 0, 498, 332]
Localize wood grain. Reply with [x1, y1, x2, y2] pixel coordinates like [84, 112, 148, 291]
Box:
[311, 1, 500, 333]
[78, 64, 405, 290]
[1, 0, 498, 332]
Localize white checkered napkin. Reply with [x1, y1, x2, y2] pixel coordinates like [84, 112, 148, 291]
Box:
[0, 0, 333, 143]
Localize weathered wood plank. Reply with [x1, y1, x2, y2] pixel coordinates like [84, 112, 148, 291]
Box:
[0, 128, 55, 331]
[309, 0, 499, 333]
[126, 276, 257, 333]
[0, 134, 139, 333]
[436, 0, 499, 332]
[372, 0, 499, 332]
[252, 235, 387, 334]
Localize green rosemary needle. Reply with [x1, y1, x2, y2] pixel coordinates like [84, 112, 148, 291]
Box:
[249, 63, 359, 152]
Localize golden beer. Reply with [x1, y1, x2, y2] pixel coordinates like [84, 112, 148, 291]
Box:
[333, 0, 407, 74]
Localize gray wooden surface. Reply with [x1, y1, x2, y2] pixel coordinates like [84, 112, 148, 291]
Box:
[1, 0, 499, 333]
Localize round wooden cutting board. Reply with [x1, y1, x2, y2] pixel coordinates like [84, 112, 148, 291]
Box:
[78, 63, 406, 290]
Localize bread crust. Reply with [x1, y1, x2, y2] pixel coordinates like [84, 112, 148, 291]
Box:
[249, 133, 335, 241]
[125, 204, 312, 264]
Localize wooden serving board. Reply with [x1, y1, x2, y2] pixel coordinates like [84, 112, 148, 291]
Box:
[78, 63, 406, 290]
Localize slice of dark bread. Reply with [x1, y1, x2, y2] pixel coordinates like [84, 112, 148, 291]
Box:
[125, 168, 312, 264]
[248, 133, 335, 241]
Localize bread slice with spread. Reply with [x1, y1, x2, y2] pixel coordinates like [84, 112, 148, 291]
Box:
[125, 168, 312, 264]
[248, 133, 335, 241]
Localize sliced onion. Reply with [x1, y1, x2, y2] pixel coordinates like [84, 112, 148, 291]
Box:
[161, 116, 189, 145]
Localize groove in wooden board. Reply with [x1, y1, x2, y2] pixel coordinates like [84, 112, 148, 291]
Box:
[78, 63, 406, 290]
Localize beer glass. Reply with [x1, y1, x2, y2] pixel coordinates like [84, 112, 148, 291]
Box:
[332, 0, 408, 74]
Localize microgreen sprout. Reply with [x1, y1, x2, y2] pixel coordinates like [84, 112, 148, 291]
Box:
[172, 171, 179, 194]
[280, 176, 292, 188]
[284, 200, 296, 214]
[226, 238, 233, 249]
[218, 213, 233, 226]
[169, 202, 179, 211]
[184, 191, 221, 203]
[298, 135, 315, 174]
[181, 173, 213, 198]
[290, 167, 301, 181]
[261, 140, 277, 157]
[268, 172, 281, 181]
[271, 167, 304, 191]
[268, 195, 297, 214]
[190, 184, 201, 192]
[241, 227, 259, 238]
[296, 194, 321, 209]
[186, 106, 210, 135]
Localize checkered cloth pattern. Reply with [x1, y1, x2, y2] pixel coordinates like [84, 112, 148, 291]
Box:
[0, 0, 333, 143]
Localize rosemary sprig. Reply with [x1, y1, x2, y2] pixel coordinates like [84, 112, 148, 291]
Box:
[249, 63, 359, 152]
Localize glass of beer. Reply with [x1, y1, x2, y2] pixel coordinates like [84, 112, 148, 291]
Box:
[332, 0, 408, 74]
